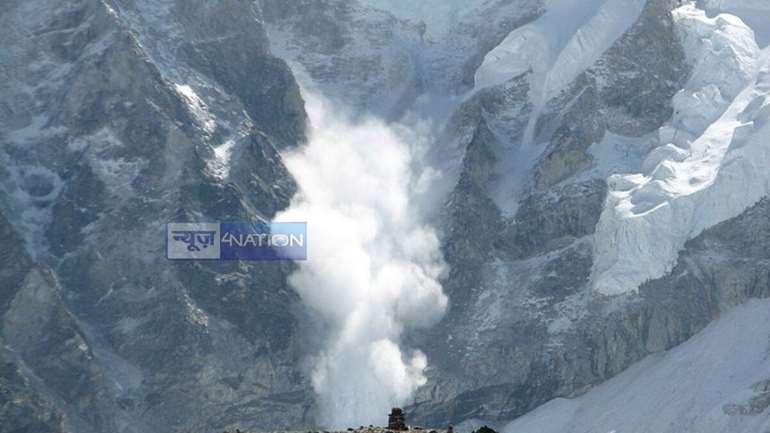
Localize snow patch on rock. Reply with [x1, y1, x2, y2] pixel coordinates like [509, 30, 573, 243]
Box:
[208, 139, 236, 180]
[174, 84, 217, 134]
[70, 128, 148, 200]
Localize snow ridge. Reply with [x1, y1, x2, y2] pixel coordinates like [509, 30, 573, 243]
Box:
[704, 0, 770, 47]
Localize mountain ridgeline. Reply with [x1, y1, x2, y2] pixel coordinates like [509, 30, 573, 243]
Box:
[1, 0, 770, 432]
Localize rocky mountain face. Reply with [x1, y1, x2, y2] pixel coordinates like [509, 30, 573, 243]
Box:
[1, 0, 308, 432]
[2, 0, 770, 432]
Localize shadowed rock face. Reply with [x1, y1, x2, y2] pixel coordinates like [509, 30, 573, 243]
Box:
[1, 0, 309, 431]
[532, 0, 687, 190]
[0, 212, 66, 433]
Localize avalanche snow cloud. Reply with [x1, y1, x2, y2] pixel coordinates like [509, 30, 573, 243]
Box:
[275, 92, 448, 428]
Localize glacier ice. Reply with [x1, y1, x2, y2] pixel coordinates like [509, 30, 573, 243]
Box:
[472, 0, 646, 214]
[592, 4, 767, 296]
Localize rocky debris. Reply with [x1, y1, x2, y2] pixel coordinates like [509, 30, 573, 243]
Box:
[232, 410, 452, 433]
[0, 352, 65, 433]
[723, 379, 770, 416]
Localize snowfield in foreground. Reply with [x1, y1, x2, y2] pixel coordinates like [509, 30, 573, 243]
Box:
[504, 299, 770, 433]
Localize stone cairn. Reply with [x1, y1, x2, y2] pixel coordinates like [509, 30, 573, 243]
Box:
[387, 408, 408, 431]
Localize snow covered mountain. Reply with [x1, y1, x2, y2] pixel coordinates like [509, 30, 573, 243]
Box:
[1, 0, 770, 432]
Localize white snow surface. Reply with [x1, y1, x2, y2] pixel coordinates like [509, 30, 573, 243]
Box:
[704, 0, 770, 47]
[591, 5, 767, 296]
[174, 84, 216, 134]
[209, 139, 236, 180]
[503, 299, 770, 433]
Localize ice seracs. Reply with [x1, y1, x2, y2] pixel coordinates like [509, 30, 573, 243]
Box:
[591, 4, 767, 296]
[704, 0, 770, 47]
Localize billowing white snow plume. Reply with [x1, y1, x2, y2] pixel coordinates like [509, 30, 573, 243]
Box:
[275, 92, 448, 428]
[592, 4, 769, 296]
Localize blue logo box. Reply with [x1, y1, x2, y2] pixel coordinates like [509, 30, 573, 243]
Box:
[167, 222, 307, 260]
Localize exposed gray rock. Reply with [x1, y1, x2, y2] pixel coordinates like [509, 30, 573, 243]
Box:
[0, 355, 65, 433]
[533, 0, 688, 189]
[0, 212, 67, 433]
[1, 0, 311, 431]
[412, 190, 770, 424]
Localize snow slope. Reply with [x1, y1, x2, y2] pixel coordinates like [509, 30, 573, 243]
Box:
[504, 299, 770, 433]
[704, 0, 770, 47]
[592, 5, 767, 296]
